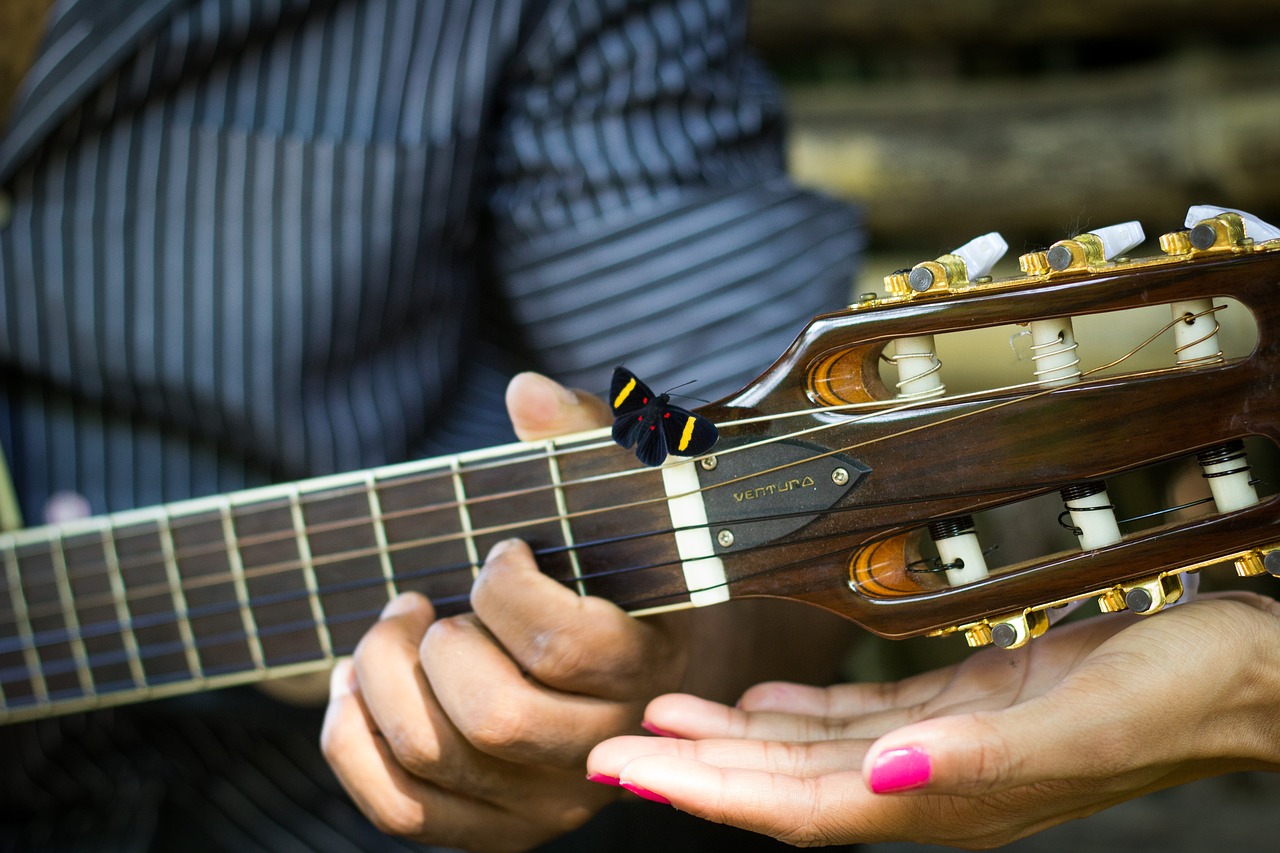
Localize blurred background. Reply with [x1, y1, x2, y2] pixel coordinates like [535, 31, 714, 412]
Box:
[746, 3, 1280, 850]
[750, 0, 1280, 287]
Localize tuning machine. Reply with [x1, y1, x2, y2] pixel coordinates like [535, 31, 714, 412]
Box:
[1096, 574, 1186, 615]
[1019, 221, 1145, 275]
[1160, 205, 1280, 256]
[885, 232, 1008, 297]
[961, 609, 1049, 650]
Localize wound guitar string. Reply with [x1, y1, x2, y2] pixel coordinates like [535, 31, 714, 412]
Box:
[0, 308, 1234, 697]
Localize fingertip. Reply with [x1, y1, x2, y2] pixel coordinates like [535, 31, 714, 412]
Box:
[379, 591, 432, 621]
[329, 657, 356, 699]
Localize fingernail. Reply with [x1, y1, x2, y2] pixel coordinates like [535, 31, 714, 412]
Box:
[586, 772, 621, 787]
[641, 721, 678, 738]
[379, 592, 420, 620]
[483, 539, 515, 564]
[529, 371, 580, 406]
[621, 781, 671, 805]
[869, 746, 932, 794]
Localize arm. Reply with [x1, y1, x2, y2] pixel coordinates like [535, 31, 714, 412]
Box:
[586, 592, 1280, 847]
[321, 373, 856, 850]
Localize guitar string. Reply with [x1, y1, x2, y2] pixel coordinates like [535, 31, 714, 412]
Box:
[0, 308, 1228, 660]
[0, 513, 906, 691]
[0, 470, 1043, 671]
[3, 304, 1221, 600]
[0, 310, 1228, 650]
[0, 367, 1130, 628]
[2, 366, 1239, 691]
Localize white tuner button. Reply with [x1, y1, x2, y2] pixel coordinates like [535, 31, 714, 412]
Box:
[951, 232, 1008, 279]
[1184, 204, 1280, 243]
[1088, 221, 1145, 261]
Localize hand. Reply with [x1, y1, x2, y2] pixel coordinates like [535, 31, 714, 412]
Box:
[587, 592, 1280, 848]
[321, 372, 689, 852]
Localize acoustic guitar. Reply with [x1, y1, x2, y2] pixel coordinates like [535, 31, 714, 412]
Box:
[3, 205, 1278, 725]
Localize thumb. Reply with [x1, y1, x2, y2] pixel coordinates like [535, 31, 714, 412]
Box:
[506, 372, 612, 441]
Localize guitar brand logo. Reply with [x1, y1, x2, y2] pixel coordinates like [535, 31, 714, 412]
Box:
[733, 476, 817, 503]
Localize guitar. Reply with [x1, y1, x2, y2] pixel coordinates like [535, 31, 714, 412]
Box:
[4, 207, 1279, 725]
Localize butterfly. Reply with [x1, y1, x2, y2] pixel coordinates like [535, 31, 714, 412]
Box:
[609, 366, 719, 467]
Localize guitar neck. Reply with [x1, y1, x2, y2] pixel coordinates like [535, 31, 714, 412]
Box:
[0, 429, 707, 724]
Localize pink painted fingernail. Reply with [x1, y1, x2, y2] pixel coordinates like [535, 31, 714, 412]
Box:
[641, 721, 678, 738]
[621, 782, 671, 805]
[586, 772, 620, 787]
[869, 746, 932, 793]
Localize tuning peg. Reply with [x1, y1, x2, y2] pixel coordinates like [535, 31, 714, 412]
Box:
[1185, 204, 1280, 243]
[1235, 548, 1280, 577]
[1097, 574, 1184, 615]
[886, 232, 1009, 296]
[1088, 221, 1146, 260]
[1041, 221, 1146, 272]
[964, 610, 1049, 650]
[950, 232, 1009, 279]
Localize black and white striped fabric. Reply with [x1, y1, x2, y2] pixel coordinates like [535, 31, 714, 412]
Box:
[0, 0, 862, 849]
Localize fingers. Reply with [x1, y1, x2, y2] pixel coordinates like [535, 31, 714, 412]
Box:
[506, 372, 611, 441]
[593, 753, 870, 848]
[471, 540, 684, 700]
[321, 658, 539, 851]
[590, 732, 873, 779]
[642, 693, 857, 742]
[423, 611, 641, 766]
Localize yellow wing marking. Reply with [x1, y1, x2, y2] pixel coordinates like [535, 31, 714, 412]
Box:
[613, 377, 637, 410]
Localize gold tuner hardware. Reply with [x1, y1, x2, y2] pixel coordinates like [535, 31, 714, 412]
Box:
[1240, 547, 1280, 577]
[1159, 230, 1192, 256]
[884, 254, 968, 297]
[1018, 250, 1050, 275]
[1044, 233, 1107, 273]
[1236, 551, 1269, 577]
[1165, 212, 1250, 256]
[962, 622, 993, 648]
[967, 610, 1049, 650]
[1099, 574, 1185, 615]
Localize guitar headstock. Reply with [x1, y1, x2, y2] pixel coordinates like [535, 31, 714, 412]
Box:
[698, 205, 1280, 649]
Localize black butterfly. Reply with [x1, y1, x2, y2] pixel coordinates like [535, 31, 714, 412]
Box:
[609, 366, 718, 467]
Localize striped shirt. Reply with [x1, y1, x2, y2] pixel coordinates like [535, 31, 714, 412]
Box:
[0, 0, 862, 849]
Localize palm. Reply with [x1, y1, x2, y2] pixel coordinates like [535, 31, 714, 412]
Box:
[588, 593, 1280, 848]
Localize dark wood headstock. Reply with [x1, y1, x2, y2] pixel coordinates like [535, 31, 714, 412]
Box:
[693, 212, 1280, 648]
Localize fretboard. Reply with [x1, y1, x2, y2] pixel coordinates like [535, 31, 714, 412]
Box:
[0, 429, 718, 724]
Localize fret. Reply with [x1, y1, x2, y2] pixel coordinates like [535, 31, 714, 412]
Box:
[2, 539, 46, 704]
[556, 445, 689, 612]
[169, 505, 257, 678]
[288, 486, 333, 660]
[364, 471, 398, 603]
[48, 534, 95, 695]
[299, 478, 389, 655]
[546, 446, 586, 596]
[62, 527, 136, 695]
[450, 459, 481, 579]
[156, 511, 203, 679]
[459, 450, 577, 593]
[115, 517, 196, 684]
[220, 500, 266, 671]
[231, 496, 324, 667]
[100, 526, 146, 688]
[376, 464, 473, 616]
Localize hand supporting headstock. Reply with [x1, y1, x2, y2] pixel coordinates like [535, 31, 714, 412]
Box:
[699, 206, 1280, 649]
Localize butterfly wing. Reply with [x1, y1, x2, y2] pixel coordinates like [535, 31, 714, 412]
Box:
[632, 418, 670, 467]
[610, 366, 655, 449]
[609, 366, 718, 466]
[659, 405, 718, 459]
